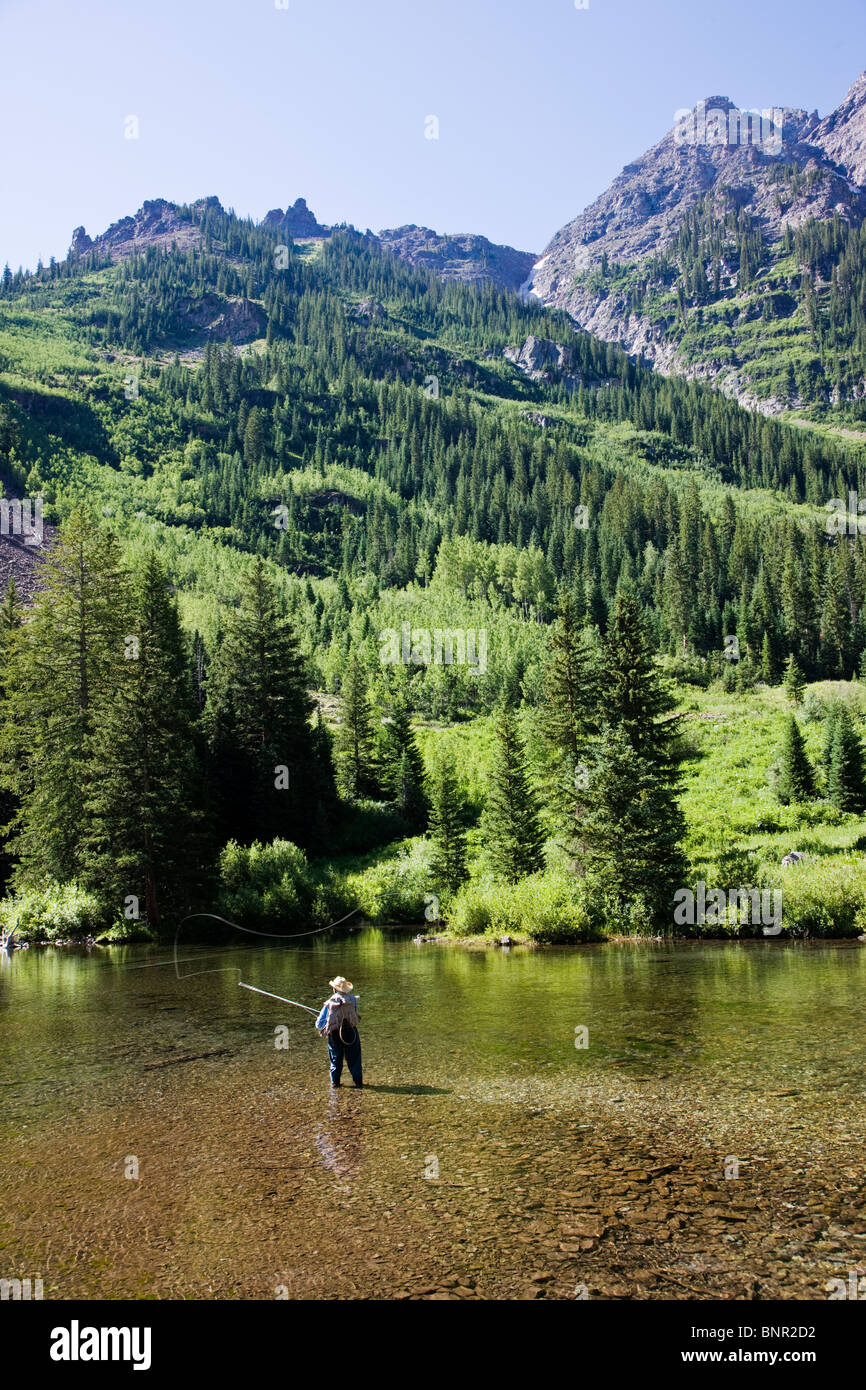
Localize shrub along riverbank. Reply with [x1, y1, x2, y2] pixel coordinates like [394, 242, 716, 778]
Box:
[5, 678, 866, 945]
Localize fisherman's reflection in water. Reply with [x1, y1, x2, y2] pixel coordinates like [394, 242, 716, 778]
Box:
[315, 1089, 362, 1187]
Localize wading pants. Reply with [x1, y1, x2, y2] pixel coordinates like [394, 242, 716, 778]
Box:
[327, 1028, 362, 1086]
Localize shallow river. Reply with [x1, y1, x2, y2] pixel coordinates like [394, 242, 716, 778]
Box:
[1, 933, 864, 1300]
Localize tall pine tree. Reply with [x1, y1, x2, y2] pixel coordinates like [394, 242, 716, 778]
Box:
[783, 653, 805, 706]
[826, 707, 866, 812]
[381, 681, 428, 830]
[582, 723, 685, 924]
[581, 588, 687, 925]
[0, 580, 22, 892]
[481, 703, 545, 882]
[428, 751, 468, 896]
[1, 510, 128, 887]
[542, 590, 600, 828]
[206, 557, 335, 849]
[85, 554, 210, 932]
[335, 655, 379, 800]
[776, 715, 816, 803]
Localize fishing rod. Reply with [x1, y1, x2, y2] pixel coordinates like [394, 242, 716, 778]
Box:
[123, 906, 364, 980]
[238, 980, 318, 1014]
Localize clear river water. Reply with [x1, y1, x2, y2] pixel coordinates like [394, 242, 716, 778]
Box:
[1, 932, 864, 1300]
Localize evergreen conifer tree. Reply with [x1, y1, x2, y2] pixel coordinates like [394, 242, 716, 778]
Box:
[822, 702, 841, 767]
[334, 655, 379, 800]
[582, 723, 686, 924]
[0, 580, 22, 891]
[481, 703, 546, 882]
[783, 653, 805, 705]
[776, 715, 816, 803]
[0, 579, 21, 636]
[0, 509, 129, 886]
[206, 557, 334, 848]
[581, 588, 687, 924]
[542, 591, 599, 826]
[428, 751, 468, 895]
[381, 684, 428, 830]
[86, 554, 210, 931]
[827, 707, 866, 812]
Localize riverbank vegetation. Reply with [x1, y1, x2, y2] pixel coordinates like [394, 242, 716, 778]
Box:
[3, 509, 866, 943]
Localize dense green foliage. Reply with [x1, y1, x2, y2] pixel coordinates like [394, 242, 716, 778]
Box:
[3, 199, 866, 938]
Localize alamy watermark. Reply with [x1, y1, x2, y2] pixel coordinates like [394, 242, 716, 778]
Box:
[673, 101, 783, 156]
[1, 1276, 43, 1300]
[50, 1323, 152, 1370]
[826, 493, 866, 535]
[827, 1271, 866, 1299]
[0, 495, 43, 546]
[379, 623, 487, 675]
[673, 881, 782, 935]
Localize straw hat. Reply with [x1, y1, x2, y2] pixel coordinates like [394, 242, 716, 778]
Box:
[329, 975, 354, 993]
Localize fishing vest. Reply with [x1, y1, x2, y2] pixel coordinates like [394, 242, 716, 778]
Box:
[325, 993, 359, 1036]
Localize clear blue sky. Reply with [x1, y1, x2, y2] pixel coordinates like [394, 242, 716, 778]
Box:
[1, 0, 862, 271]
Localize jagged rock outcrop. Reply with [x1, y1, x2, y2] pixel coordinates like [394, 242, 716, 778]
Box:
[504, 335, 574, 379]
[68, 197, 225, 263]
[521, 410, 556, 429]
[63, 198, 268, 345]
[376, 225, 535, 293]
[67, 196, 534, 299]
[811, 72, 866, 188]
[503, 335, 603, 391]
[263, 198, 330, 239]
[69, 226, 93, 257]
[350, 297, 385, 320]
[177, 293, 266, 343]
[0, 502, 56, 603]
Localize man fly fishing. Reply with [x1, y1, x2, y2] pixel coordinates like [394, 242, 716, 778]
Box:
[315, 975, 363, 1089]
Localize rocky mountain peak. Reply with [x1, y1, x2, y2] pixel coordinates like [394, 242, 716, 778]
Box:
[525, 70, 866, 413]
[262, 198, 330, 239]
[67, 197, 222, 262]
[63, 192, 533, 297]
[529, 88, 857, 295]
[812, 71, 866, 186]
[69, 226, 93, 257]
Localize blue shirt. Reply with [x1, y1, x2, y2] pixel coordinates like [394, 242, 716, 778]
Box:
[315, 993, 360, 1032]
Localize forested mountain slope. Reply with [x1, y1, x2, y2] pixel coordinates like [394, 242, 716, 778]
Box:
[1, 195, 866, 709]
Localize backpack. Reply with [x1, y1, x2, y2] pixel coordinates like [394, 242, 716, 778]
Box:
[326, 992, 359, 1042]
